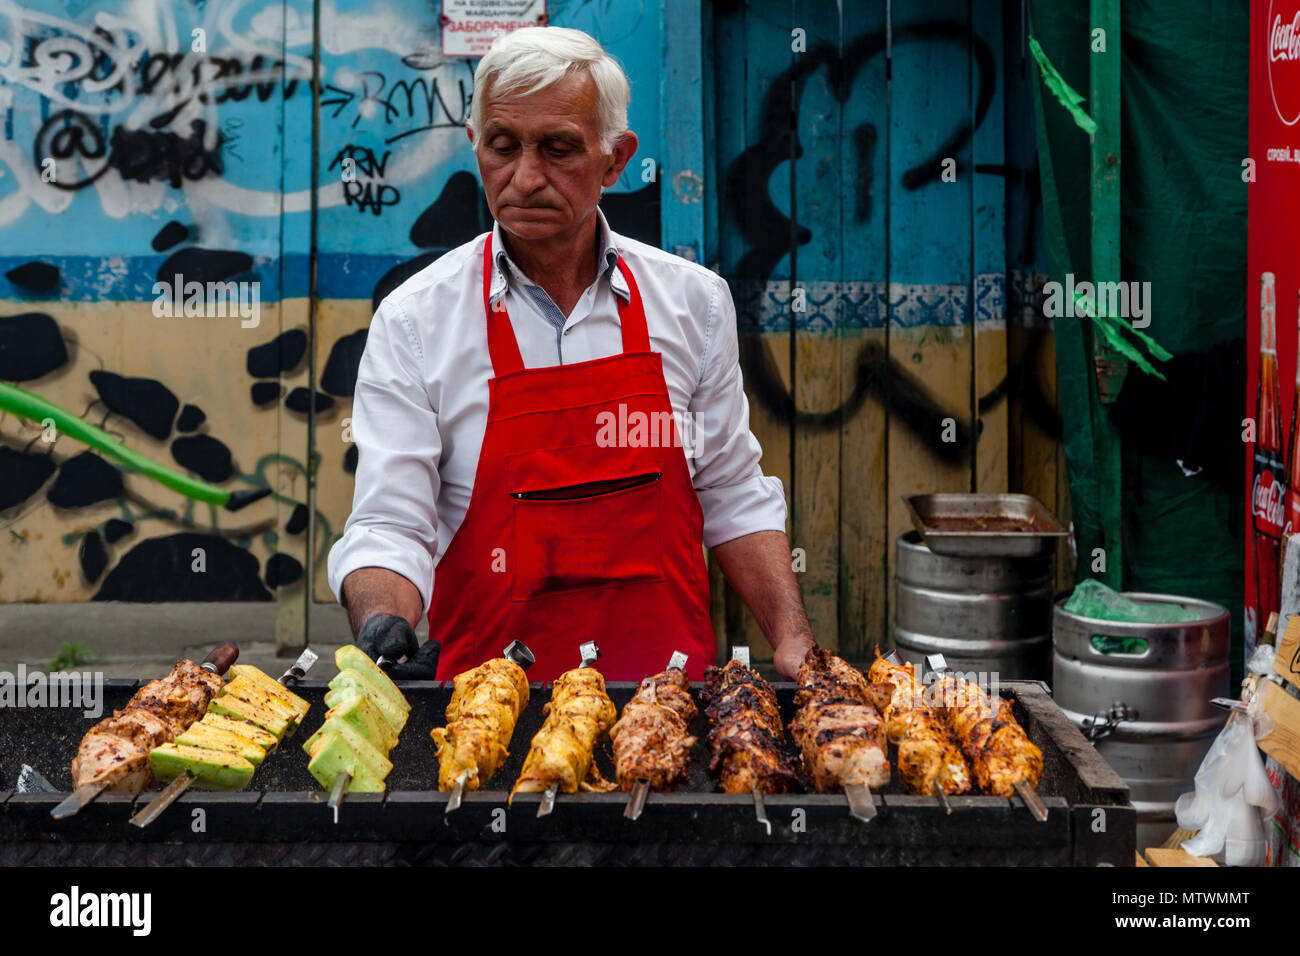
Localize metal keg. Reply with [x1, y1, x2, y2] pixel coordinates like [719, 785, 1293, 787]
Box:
[894, 531, 1054, 681]
[1052, 593, 1230, 849]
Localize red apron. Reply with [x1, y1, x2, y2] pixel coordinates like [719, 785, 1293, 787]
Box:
[428, 233, 716, 683]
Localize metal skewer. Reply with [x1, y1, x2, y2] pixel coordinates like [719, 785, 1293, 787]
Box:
[844, 783, 877, 823]
[131, 647, 315, 828]
[1014, 778, 1049, 822]
[327, 770, 349, 824]
[53, 641, 240, 821]
[539, 641, 601, 818]
[129, 772, 193, 828]
[932, 780, 953, 815]
[752, 786, 772, 835]
[445, 641, 535, 816]
[622, 650, 688, 822]
[51, 781, 108, 819]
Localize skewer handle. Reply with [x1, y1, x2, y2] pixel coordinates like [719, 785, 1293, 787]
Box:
[130, 773, 192, 828]
[537, 784, 558, 818]
[1014, 779, 1049, 822]
[445, 771, 470, 815]
[844, 783, 877, 823]
[50, 780, 108, 820]
[624, 780, 650, 821]
[752, 786, 771, 835]
[200, 642, 240, 675]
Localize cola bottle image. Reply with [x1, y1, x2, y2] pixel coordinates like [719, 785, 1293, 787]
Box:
[1254, 271, 1285, 629]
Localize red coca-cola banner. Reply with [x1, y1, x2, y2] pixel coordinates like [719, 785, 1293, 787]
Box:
[1248, 0, 1300, 654]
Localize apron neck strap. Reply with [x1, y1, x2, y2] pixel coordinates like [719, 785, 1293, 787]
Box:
[483, 232, 649, 377]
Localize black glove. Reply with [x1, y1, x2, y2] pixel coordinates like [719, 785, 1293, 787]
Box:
[356, 613, 419, 665]
[385, 638, 441, 681]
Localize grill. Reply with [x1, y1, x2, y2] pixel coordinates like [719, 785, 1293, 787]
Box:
[0, 677, 1135, 866]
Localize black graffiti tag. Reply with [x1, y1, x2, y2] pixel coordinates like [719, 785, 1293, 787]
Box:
[34, 109, 109, 191]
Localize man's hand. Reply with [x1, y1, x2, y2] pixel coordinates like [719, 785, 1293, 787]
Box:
[356, 613, 420, 664]
[711, 530, 818, 679]
[355, 613, 441, 680]
[773, 634, 816, 680]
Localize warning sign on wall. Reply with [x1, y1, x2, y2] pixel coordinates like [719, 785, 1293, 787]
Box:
[441, 0, 547, 58]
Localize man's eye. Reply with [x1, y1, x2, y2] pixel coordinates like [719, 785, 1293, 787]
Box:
[546, 144, 574, 157]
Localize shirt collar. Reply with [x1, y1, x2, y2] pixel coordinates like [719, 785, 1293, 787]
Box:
[488, 207, 628, 310]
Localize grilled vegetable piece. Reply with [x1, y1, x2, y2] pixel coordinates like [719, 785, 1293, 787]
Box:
[789, 647, 893, 791]
[431, 657, 530, 791]
[335, 646, 409, 714]
[511, 666, 617, 798]
[199, 713, 279, 751]
[701, 659, 801, 794]
[302, 723, 390, 790]
[149, 743, 255, 790]
[219, 677, 302, 733]
[610, 670, 697, 791]
[867, 653, 971, 796]
[175, 722, 267, 765]
[208, 692, 294, 738]
[309, 693, 397, 753]
[327, 675, 408, 735]
[227, 665, 310, 721]
[306, 732, 388, 793]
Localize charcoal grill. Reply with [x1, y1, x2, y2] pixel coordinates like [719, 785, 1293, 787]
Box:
[0, 677, 1135, 865]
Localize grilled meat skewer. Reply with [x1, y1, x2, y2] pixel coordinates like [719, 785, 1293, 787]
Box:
[867, 652, 971, 796]
[432, 656, 531, 792]
[933, 675, 1043, 797]
[789, 647, 893, 792]
[510, 664, 618, 800]
[610, 664, 697, 792]
[701, 659, 801, 794]
[71, 657, 228, 792]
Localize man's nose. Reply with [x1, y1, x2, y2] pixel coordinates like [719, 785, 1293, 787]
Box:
[510, 147, 548, 194]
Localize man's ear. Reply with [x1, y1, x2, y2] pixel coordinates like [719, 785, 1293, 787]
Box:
[602, 130, 640, 188]
[466, 125, 475, 145]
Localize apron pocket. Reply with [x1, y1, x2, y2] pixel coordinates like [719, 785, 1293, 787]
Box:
[511, 472, 665, 602]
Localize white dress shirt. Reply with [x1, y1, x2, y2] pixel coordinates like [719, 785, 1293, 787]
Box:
[327, 208, 788, 618]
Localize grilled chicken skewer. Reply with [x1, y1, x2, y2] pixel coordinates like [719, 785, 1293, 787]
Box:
[926, 655, 1045, 819]
[511, 642, 618, 817]
[789, 647, 894, 822]
[867, 650, 971, 803]
[612, 651, 697, 820]
[129, 650, 317, 828]
[433, 641, 535, 814]
[702, 656, 801, 795]
[53, 644, 238, 819]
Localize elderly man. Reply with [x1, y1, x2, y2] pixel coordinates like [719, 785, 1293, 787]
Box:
[327, 26, 815, 682]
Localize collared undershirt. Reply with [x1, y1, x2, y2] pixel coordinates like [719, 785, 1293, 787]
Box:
[496, 242, 619, 364]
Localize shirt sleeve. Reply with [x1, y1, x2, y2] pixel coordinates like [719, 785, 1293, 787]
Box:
[688, 275, 789, 548]
[326, 298, 441, 618]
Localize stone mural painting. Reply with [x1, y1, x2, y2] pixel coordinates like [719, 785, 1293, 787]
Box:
[0, 0, 663, 608]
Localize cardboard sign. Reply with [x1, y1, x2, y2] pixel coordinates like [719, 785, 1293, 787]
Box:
[1259, 679, 1300, 780]
[441, 0, 547, 58]
[1276, 613, 1300, 691]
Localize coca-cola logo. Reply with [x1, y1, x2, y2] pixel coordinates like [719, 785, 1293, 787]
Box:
[1255, 469, 1287, 534]
[1269, 1, 1300, 125]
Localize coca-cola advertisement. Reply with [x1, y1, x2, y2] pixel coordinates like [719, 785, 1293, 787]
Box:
[1248, 0, 1300, 654]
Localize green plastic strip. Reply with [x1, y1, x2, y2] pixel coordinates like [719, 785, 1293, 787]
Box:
[1028, 35, 1099, 135]
[0, 380, 230, 505]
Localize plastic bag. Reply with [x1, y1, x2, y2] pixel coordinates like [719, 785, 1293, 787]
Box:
[1064, 579, 1201, 623]
[1175, 713, 1280, 866]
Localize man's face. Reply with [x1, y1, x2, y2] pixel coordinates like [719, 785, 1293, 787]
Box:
[471, 71, 636, 243]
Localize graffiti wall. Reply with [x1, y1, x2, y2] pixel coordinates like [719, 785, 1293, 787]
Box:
[0, 0, 663, 633]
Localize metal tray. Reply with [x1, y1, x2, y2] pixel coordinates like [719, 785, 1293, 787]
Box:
[903, 493, 1069, 558]
[0, 679, 1134, 866]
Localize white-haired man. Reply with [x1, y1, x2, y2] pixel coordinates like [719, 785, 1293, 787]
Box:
[328, 26, 816, 682]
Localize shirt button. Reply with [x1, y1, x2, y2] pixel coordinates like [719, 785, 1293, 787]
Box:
[563, 328, 571, 335]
